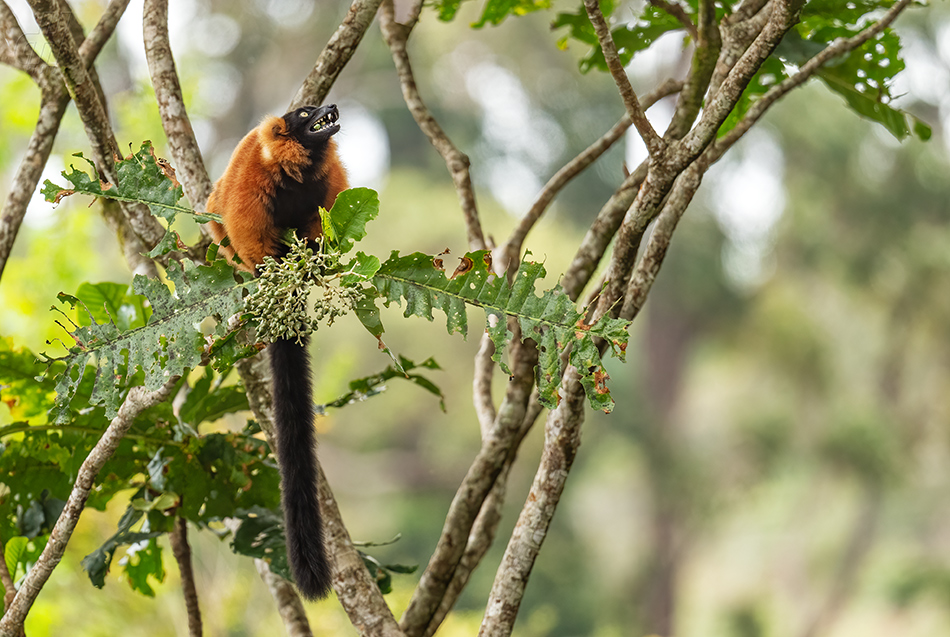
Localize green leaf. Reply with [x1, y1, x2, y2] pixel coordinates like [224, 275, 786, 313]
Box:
[177, 367, 249, 427]
[73, 282, 151, 331]
[0, 337, 54, 421]
[372, 251, 630, 412]
[340, 251, 382, 287]
[230, 506, 290, 580]
[553, 3, 683, 73]
[44, 259, 253, 423]
[121, 537, 165, 597]
[40, 143, 213, 257]
[4, 536, 28, 580]
[82, 498, 163, 589]
[321, 188, 380, 254]
[471, 0, 552, 27]
[319, 356, 445, 412]
[353, 288, 404, 373]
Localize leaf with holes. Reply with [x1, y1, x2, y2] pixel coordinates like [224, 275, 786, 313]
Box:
[372, 250, 629, 412]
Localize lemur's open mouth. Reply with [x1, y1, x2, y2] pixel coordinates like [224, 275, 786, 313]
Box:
[310, 106, 340, 133]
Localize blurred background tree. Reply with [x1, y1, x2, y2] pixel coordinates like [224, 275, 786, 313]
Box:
[1, 0, 949, 635]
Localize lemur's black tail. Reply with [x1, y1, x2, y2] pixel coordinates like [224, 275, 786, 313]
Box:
[269, 336, 332, 600]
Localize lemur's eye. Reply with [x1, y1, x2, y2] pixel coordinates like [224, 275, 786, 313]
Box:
[301, 111, 309, 118]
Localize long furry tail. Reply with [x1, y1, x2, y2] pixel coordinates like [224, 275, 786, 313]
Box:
[269, 336, 332, 600]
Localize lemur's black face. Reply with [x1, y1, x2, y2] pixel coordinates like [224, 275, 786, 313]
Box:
[284, 104, 340, 148]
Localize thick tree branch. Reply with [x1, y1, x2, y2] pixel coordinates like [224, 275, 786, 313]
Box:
[379, 0, 486, 251]
[665, 0, 721, 139]
[560, 159, 648, 301]
[400, 340, 538, 636]
[27, 0, 165, 260]
[584, 0, 665, 156]
[169, 517, 203, 637]
[142, 0, 213, 229]
[503, 79, 684, 272]
[0, 0, 129, 281]
[473, 333, 497, 435]
[235, 353, 402, 636]
[290, 0, 384, 109]
[620, 162, 703, 321]
[0, 378, 179, 637]
[478, 365, 588, 636]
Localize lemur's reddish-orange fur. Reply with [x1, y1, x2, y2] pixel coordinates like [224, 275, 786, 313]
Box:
[207, 115, 348, 271]
[205, 105, 348, 600]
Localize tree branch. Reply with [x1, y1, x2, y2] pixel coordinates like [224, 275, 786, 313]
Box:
[473, 333, 497, 436]
[234, 353, 402, 635]
[649, 0, 697, 40]
[142, 0, 213, 232]
[27, 0, 166, 261]
[0, 0, 129, 281]
[717, 0, 915, 151]
[400, 340, 538, 636]
[584, 0, 665, 156]
[290, 0, 384, 109]
[379, 0, 486, 251]
[0, 534, 16, 620]
[502, 78, 684, 272]
[169, 517, 203, 637]
[0, 378, 179, 637]
[0, 1, 46, 81]
[477, 365, 588, 636]
[255, 560, 315, 637]
[620, 162, 703, 321]
[664, 0, 721, 139]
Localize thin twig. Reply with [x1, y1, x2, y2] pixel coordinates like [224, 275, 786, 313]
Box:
[379, 0, 486, 251]
[143, 0, 213, 229]
[290, 0, 384, 109]
[502, 79, 684, 272]
[169, 517, 203, 637]
[584, 0, 665, 156]
[0, 1, 45, 80]
[649, 0, 697, 40]
[255, 560, 314, 637]
[0, 378, 179, 637]
[473, 333, 497, 436]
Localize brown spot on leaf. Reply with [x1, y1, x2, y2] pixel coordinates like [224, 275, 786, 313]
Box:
[482, 252, 492, 271]
[593, 368, 610, 394]
[433, 257, 444, 271]
[451, 256, 474, 279]
[156, 157, 180, 188]
[50, 189, 76, 205]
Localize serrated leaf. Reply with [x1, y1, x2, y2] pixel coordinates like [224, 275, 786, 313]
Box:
[322, 188, 379, 254]
[372, 250, 630, 412]
[177, 367, 249, 427]
[73, 282, 151, 332]
[44, 259, 253, 423]
[471, 0, 551, 27]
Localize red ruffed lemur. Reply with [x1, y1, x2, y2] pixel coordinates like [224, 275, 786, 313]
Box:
[207, 104, 348, 600]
